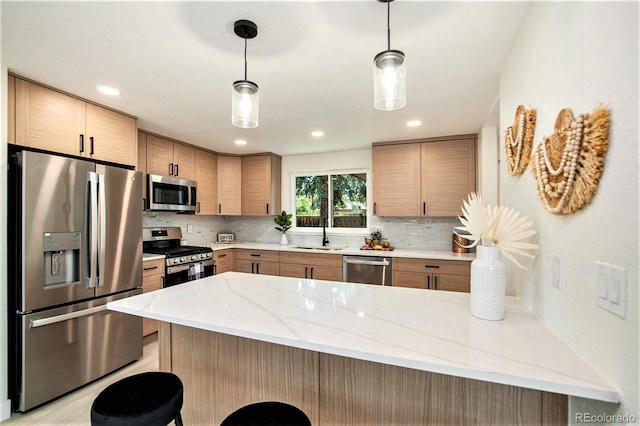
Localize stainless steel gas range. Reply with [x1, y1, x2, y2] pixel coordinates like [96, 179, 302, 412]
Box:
[143, 227, 215, 286]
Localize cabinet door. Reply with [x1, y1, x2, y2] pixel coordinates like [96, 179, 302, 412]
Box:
[15, 79, 85, 156]
[196, 150, 217, 215]
[421, 139, 476, 216]
[137, 131, 147, 175]
[256, 261, 279, 276]
[146, 135, 174, 176]
[309, 265, 342, 281]
[85, 103, 137, 167]
[392, 271, 427, 289]
[213, 249, 233, 274]
[372, 144, 421, 216]
[279, 262, 308, 279]
[173, 143, 196, 180]
[434, 273, 470, 293]
[8, 75, 15, 144]
[242, 154, 281, 216]
[217, 155, 242, 215]
[234, 259, 255, 274]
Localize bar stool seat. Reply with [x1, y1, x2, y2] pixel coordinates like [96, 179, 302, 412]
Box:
[221, 401, 311, 426]
[90, 372, 183, 426]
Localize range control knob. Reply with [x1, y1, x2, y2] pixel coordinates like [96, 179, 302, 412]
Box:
[180, 257, 186, 263]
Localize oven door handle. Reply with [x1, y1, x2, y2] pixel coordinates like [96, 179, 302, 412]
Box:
[167, 259, 214, 274]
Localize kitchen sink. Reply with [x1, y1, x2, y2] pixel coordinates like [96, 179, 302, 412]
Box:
[294, 245, 346, 251]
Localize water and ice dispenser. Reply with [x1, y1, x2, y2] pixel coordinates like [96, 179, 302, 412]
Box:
[43, 232, 80, 287]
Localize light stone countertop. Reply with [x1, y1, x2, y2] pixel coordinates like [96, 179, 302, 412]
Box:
[108, 271, 619, 403]
[207, 241, 476, 261]
[142, 253, 165, 261]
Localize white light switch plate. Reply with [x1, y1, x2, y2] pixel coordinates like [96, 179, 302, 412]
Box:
[596, 262, 627, 319]
[551, 257, 561, 289]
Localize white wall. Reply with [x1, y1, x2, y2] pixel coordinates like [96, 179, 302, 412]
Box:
[500, 1, 638, 420]
[0, 0, 13, 419]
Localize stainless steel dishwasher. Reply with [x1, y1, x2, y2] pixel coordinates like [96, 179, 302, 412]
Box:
[343, 255, 392, 285]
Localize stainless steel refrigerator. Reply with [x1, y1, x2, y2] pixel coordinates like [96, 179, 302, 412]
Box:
[8, 150, 143, 412]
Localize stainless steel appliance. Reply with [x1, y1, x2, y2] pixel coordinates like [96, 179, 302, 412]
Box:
[8, 150, 143, 412]
[147, 174, 197, 212]
[143, 227, 214, 286]
[343, 255, 392, 285]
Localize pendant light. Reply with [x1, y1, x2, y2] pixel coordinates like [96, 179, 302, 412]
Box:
[373, 0, 406, 111]
[232, 20, 259, 128]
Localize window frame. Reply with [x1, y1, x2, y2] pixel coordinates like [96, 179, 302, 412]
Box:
[290, 168, 370, 235]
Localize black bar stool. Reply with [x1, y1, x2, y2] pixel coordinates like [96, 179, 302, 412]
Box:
[221, 401, 311, 426]
[90, 372, 183, 426]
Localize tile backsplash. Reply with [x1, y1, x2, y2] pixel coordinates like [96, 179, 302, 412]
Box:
[143, 213, 461, 251]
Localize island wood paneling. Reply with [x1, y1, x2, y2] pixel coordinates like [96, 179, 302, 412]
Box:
[166, 324, 319, 425]
[159, 323, 568, 425]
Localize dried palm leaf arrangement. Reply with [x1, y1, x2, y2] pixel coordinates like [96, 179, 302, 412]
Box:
[505, 105, 537, 175]
[531, 106, 610, 215]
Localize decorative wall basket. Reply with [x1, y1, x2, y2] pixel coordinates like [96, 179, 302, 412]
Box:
[531, 106, 611, 215]
[505, 105, 537, 176]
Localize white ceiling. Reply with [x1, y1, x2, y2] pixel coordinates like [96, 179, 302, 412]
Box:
[2, 1, 531, 156]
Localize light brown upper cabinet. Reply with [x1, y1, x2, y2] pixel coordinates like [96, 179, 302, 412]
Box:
[146, 134, 196, 180]
[372, 135, 476, 217]
[8, 75, 16, 144]
[195, 150, 217, 215]
[217, 155, 242, 216]
[241, 153, 282, 216]
[14, 77, 137, 167]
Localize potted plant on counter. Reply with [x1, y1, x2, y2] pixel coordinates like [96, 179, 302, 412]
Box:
[274, 210, 293, 245]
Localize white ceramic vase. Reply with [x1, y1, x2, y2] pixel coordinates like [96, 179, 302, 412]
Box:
[279, 233, 289, 245]
[470, 246, 505, 321]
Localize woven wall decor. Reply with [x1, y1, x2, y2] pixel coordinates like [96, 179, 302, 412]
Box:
[505, 105, 537, 175]
[531, 106, 611, 215]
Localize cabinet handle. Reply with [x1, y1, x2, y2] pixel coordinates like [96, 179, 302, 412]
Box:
[250, 253, 261, 257]
[256, 263, 260, 274]
[423, 202, 426, 215]
[143, 265, 159, 271]
[197, 202, 201, 214]
[80, 134, 85, 153]
[90, 136, 94, 155]
[427, 275, 431, 289]
[251, 262, 255, 274]
[425, 265, 440, 269]
[217, 253, 227, 258]
[161, 276, 165, 287]
[304, 266, 308, 279]
[434, 275, 438, 290]
[310, 267, 314, 279]
[266, 204, 269, 215]
[175, 164, 179, 176]
[374, 202, 377, 215]
[169, 163, 174, 175]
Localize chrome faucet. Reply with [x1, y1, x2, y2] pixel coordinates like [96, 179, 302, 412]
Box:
[322, 217, 330, 246]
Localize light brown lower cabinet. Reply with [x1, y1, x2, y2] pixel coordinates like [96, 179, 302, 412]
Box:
[159, 323, 568, 425]
[213, 249, 234, 274]
[234, 249, 280, 276]
[279, 252, 342, 281]
[392, 257, 471, 292]
[142, 259, 164, 343]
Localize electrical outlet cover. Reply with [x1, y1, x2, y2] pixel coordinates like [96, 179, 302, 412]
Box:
[596, 262, 627, 319]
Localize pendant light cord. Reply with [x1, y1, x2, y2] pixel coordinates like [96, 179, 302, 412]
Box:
[244, 38, 248, 81]
[387, 0, 391, 51]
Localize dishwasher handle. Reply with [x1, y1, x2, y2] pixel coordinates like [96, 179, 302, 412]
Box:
[343, 258, 391, 267]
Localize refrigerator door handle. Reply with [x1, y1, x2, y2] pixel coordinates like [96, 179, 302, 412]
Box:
[86, 172, 99, 288]
[97, 173, 107, 287]
[29, 305, 107, 328]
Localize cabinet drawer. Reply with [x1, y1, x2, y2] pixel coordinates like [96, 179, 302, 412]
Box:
[142, 259, 165, 278]
[392, 271, 427, 289]
[435, 274, 470, 293]
[279, 252, 341, 267]
[394, 258, 470, 276]
[234, 249, 280, 263]
[213, 249, 234, 274]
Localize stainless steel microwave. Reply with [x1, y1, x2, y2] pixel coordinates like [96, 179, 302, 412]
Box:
[147, 174, 197, 212]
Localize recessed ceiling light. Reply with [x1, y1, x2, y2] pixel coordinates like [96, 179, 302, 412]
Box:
[97, 85, 120, 96]
[311, 130, 324, 137]
[406, 120, 422, 127]
[235, 139, 247, 145]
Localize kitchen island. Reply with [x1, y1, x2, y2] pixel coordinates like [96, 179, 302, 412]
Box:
[108, 272, 618, 425]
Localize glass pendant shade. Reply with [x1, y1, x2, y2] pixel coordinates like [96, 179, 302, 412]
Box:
[232, 80, 259, 128]
[373, 49, 406, 111]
